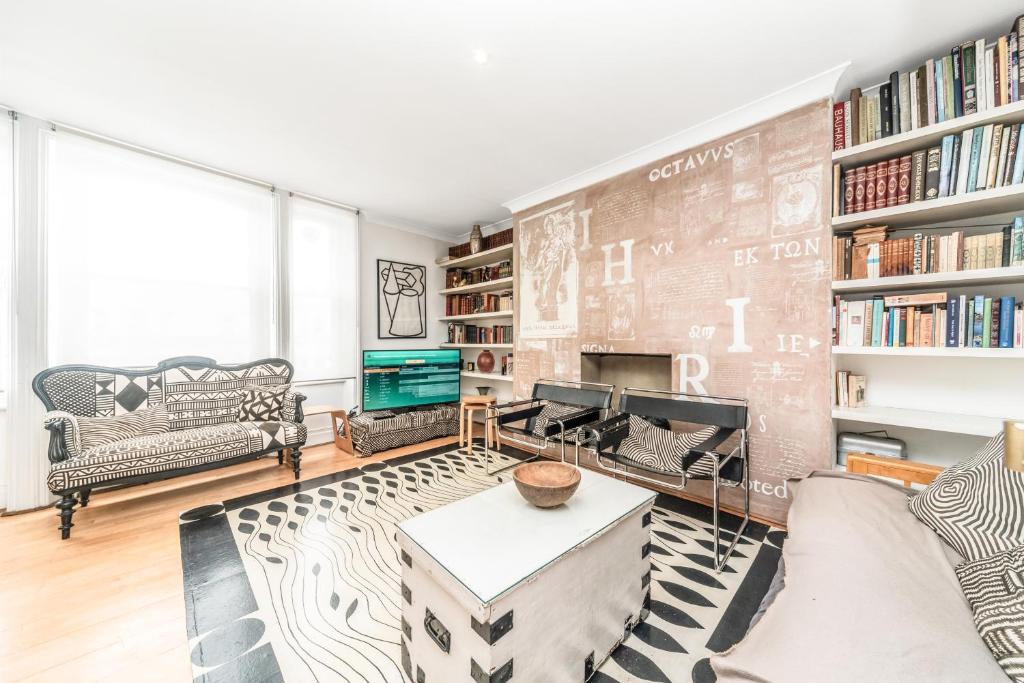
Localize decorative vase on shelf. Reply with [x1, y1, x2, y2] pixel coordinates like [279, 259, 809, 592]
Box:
[477, 386, 491, 396]
[476, 349, 495, 373]
[469, 224, 483, 254]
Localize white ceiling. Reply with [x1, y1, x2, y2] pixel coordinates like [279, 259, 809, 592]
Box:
[2, 0, 1022, 239]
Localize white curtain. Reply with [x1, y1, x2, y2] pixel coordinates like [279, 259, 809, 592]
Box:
[45, 132, 276, 367]
[0, 114, 12, 509]
[288, 197, 359, 381]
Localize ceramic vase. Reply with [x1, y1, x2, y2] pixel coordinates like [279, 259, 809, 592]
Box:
[469, 224, 483, 254]
[476, 348, 495, 373]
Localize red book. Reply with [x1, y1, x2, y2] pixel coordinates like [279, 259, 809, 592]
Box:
[844, 169, 855, 215]
[865, 164, 877, 211]
[833, 102, 846, 151]
[897, 154, 912, 205]
[855, 165, 866, 213]
[875, 162, 888, 209]
[886, 157, 899, 207]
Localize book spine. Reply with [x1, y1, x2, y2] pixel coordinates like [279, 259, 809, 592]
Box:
[880, 83, 893, 137]
[865, 163, 877, 211]
[897, 154, 912, 204]
[983, 298, 993, 347]
[1014, 129, 1024, 184]
[992, 299, 1001, 347]
[855, 165, 866, 212]
[910, 71, 920, 129]
[968, 126, 984, 191]
[924, 146, 942, 199]
[885, 157, 899, 207]
[918, 64, 930, 125]
[1012, 32, 1020, 102]
[833, 102, 846, 151]
[938, 135, 955, 197]
[1006, 125, 1021, 186]
[947, 297, 959, 347]
[996, 125, 1012, 187]
[973, 295, 985, 347]
[999, 35, 1010, 106]
[943, 55, 955, 120]
[987, 124, 1004, 189]
[911, 150, 927, 202]
[899, 72, 912, 133]
[976, 39, 988, 112]
[956, 128, 973, 194]
[952, 46, 964, 117]
[913, 233, 923, 275]
[987, 47, 996, 110]
[875, 161, 887, 208]
[844, 168, 855, 215]
[890, 71, 901, 134]
[935, 58, 946, 122]
[1004, 225, 1013, 266]
[849, 88, 861, 146]
[1017, 15, 1024, 97]
[977, 124, 994, 189]
[963, 41, 978, 114]
[843, 101, 852, 148]
[872, 297, 884, 347]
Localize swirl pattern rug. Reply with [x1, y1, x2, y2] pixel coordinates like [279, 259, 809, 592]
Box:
[179, 444, 784, 682]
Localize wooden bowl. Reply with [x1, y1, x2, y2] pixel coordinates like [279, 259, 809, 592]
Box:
[512, 462, 582, 508]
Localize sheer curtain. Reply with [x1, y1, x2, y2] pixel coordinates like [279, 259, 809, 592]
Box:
[46, 132, 276, 367]
[0, 114, 12, 509]
[288, 197, 359, 381]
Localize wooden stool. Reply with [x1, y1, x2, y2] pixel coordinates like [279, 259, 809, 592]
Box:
[460, 395, 499, 451]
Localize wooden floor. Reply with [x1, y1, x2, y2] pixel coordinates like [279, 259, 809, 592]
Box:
[0, 436, 460, 683]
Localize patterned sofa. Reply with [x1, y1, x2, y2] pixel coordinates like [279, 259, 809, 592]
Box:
[33, 356, 307, 539]
[348, 405, 460, 455]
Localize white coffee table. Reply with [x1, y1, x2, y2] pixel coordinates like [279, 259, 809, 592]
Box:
[397, 467, 656, 682]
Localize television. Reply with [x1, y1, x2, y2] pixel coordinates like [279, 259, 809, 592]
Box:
[361, 349, 462, 412]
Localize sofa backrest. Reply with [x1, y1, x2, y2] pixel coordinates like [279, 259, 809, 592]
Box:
[33, 356, 294, 430]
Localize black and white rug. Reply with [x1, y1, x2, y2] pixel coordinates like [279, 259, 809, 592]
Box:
[179, 445, 784, 682]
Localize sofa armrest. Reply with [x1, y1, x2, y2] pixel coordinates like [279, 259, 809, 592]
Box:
[42, 410, 80, 462]
[287, 390, 308, 423]
[846, 452, 943, 487]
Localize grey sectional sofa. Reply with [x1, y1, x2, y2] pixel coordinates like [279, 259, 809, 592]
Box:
[33, 356, 307, 539]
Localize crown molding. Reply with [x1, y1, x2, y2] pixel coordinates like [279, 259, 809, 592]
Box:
[502, 62, 850, 215]
[452, 215, 514, 242]
[359, 211, 460, 243]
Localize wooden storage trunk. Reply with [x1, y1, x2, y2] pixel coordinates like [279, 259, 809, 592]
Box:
[396, 468, 656, 682]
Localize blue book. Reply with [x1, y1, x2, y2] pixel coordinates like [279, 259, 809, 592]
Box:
[1013, 132, 1024, 185]
[871, 297, 884, 347]
[999, 296, 1015, 348]
[938, 134, 955, 197]
[947, 297, 959, 347]
[967, 127, 984, 192]
[935, 59, 946, 122]
[973, 295, 985, 347]
[888, 308, 897, 347]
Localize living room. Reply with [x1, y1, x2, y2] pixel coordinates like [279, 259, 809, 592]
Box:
[1, 2, 1022, 682]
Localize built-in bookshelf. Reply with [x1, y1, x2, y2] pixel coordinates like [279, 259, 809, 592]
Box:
[436, 227, 516, 395]
[830, 15, 1024, 466]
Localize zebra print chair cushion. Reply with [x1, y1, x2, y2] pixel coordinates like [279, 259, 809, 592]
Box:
[530, 402, 586, 442]
[955, 545, 1024, 682]
[909, 433, 1024, 562]
[77, 403, 170, 452]
[618, 414, 717, 474]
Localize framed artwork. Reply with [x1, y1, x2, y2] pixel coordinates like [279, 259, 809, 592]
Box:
[377, 259, 427, 339]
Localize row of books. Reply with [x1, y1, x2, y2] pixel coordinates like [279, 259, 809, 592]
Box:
[447, 227, 513, 259]
[445, 323, 513, 345]
[833, 221, 1024, 280]
[833, 292, 1024, 349]
[834, 371, 866, 408]
[444, 260, 512, 289]
[837, 123, 1024, 216]
[444, 291, 513, 316]
[833, 13, 1024, 149]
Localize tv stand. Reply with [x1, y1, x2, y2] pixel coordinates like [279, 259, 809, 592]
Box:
[344, 404, 460, 456]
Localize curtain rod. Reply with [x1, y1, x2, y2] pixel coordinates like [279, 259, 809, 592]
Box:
[288, 190, 359, 214]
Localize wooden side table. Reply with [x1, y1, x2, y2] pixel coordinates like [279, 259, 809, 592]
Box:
[300, 404, 354, 454]
[460, 395, 499, 451]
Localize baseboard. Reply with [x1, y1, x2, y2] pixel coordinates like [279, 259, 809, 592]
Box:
[306, 425, 335, 446]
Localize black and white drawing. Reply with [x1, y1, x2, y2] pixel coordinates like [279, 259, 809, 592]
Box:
[377, 259, 426, 339]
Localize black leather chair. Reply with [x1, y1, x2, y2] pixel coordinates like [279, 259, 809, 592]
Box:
[577, 387, 749, 572]
[483, 379, 614, 474]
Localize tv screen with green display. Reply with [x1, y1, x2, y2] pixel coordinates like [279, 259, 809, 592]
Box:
[361, 349, 462, 412]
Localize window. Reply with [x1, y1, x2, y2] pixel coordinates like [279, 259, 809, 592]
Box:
[45, 132, 276, 367]
[0, 114, 12, 394]
[288, 197, 358, 381]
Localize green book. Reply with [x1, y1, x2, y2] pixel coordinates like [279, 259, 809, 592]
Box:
[942, 55, 955, 121]
[871, 296, 884, 347]
[967, 126, 984, 192]
[982, 297, 993, 347]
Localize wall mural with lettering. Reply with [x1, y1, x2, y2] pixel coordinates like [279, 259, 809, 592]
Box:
[512, 100, 833, 524]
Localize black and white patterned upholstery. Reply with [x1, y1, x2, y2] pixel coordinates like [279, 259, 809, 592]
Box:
[237, 384, 290, 422]
[909, 433, 1024, 562]
[348, 405, 459, 455]
[617, 414, 718, 476]
[47, 421, 306, 493]
[77, 403, 170, 452]
[955, 545, 1024, 682]
[529, 402, 587, 442]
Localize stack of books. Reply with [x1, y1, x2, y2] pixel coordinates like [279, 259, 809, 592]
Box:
[833, 219, 1024, 280]
[833, 291, 1023, 349]
[444, 291, 513, 316]
[446, 323, 513, 345]
[834, 371, 867, 408]
[445, 260, 512, 288]
[833, 13, 1024, 149]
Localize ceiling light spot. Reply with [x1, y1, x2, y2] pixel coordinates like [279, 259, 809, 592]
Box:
[473, 49, 488, 65]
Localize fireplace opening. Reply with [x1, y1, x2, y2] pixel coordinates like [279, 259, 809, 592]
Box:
[580, 352, 672, 409]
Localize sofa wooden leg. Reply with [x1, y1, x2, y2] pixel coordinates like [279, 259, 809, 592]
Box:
[57, 494, 76, 540]
[277, 450, 284, 465]
[292, 447, 302, 480]
[79, 488, 92, 508]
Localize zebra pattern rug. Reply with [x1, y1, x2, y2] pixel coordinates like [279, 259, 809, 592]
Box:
[179, 444, 784, 682]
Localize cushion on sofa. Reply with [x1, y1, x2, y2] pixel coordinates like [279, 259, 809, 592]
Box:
[711, 473, 1007, 682]
[618, 414, 717, 474]
[47, 420, 306, 493]
[956, 545, 1024, 682]
[237, 384, 290, 421]
[77, 403, 170, 452]
[910, 432, 1024, 563]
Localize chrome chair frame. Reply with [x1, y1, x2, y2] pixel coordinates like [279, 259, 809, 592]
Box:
[576, 387, 750, 573]
[483, 379, 614, 475]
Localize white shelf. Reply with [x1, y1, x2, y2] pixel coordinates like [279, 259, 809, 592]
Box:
[832, 183, 1024, 231]
[833, 100, 1024, 167]
[832, 405, 1006, 437]
[439, 277, 514, 296]
[441, 343, 513, 349]
[439, 311, 513, 322]
[461, 370, 513, 382]
[833, 266, 1024, 293]
[436, 244, 513, 269]
[832, 345, 1024, 358]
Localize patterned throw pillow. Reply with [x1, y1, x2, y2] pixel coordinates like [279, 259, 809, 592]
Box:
[78, 403, 170, 454]
[955, 545, 1024, 682]
[618, 414, 717, 473]
[237, 384, 290, 422]
[909, 432, 1024, 562]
